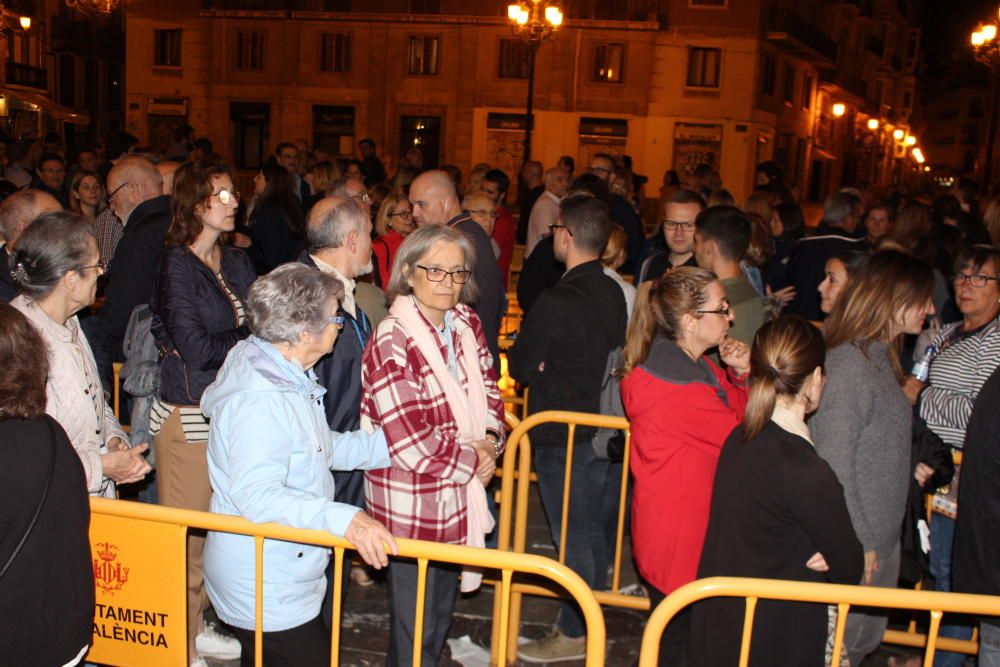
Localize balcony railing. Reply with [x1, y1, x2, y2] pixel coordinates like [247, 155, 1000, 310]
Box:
[764, 9, 838, 64]
[820, 68, 866, 99]
[6, 61, 47, 91]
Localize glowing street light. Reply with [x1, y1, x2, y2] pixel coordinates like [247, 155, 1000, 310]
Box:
[867, 119, 880, 131]
[832, 103, 846, 117]
[893, 129, 905, 141]
[506, 1, 562, 162]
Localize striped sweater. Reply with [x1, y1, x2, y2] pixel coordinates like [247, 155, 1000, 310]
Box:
[920, 317, 1000, 448]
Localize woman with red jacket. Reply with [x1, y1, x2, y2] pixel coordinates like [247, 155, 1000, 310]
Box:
[621, 266, 750, 666]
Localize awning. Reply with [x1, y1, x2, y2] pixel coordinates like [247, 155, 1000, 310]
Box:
[1, 87, 90, 124]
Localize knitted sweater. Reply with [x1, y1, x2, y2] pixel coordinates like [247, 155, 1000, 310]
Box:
[811, 341, 911, 557]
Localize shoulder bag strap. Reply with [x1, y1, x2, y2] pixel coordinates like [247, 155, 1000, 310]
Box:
[0, 417, 57, 581]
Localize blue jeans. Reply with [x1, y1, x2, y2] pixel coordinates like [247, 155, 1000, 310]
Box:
[980, 621, 1000, 667]
[930, 513, 973, 667]
[533, 441, 610, 638]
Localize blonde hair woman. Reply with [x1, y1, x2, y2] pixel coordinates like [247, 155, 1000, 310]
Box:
[600, 223, 637, 319]
[372, 193, 416, 288]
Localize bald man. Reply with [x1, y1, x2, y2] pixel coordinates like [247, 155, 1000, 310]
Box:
[409, 170, 506, 370]
[85, 156, 173, 389]
[0, 189, 62, 301]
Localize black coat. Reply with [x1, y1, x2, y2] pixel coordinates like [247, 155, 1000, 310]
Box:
[299, 253, 372, 509]
[609, 194, 644, 276]
[508, 259, 627, 446]
[0, 416, 93, 666]
[953, 365, 1000, 598]
[246, 198, 305, 275]
[516, 235, 564, 315]
[150, 244, 256, 405]
[692, 422, 864, 667]
[447, 212, 506, 372]
[86, 195, 172, 390]
[0, 245, 15, 302]
[785, 223, 867, 321]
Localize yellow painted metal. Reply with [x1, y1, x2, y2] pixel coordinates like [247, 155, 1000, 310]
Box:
[254, 535, 264, 667]
[330, 547, 344, 667]
[738, 597, 757, 667]
[638, 577, 1000, 667]
[90, 497, 607, 667]
[831, 602, 849, 666]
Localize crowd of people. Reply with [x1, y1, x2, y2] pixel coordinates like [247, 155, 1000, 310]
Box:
[1, 125, 999, 667]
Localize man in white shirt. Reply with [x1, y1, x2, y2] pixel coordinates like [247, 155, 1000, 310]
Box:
[525, 166, 569, 258]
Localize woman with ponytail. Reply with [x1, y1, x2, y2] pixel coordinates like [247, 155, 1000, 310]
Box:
[690, 316, 863, 667]
[621, 266, 751, 665]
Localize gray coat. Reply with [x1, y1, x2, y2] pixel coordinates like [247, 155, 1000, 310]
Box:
[811, 341, 911, 558]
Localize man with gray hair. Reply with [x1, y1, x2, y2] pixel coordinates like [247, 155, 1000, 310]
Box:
[525, 166, 570, 258]
[408, 170, 505, 370]
[0, 189, 62, 301]
[86, 156, 172, 389]
[300, 196, 382, 603]
[329, 176, 371, 219]
[785, 190, 867, 320]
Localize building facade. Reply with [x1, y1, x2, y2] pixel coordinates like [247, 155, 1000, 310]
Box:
[0, 0, 123, 145]
[124, 0, 924, 202]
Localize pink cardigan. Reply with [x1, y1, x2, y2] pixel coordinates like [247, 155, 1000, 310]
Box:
[13, 296, 127, 497]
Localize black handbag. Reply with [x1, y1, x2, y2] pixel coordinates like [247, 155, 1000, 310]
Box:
[0, 418, 56, 581]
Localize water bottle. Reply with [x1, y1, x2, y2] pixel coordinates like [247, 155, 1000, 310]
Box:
[911, 344, 937, 382]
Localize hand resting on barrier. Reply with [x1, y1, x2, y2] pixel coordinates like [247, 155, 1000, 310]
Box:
[345, 510, 399, 569]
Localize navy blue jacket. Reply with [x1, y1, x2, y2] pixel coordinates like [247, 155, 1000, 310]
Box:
[150, 244, 256, 405]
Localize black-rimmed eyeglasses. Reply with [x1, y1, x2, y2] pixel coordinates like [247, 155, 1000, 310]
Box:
[696, 303, 733, 317]
[953, 272, 999, 288]
[106, 182, 131, 205]
[416, 265, 472, 284]
[549, 223, 573, 237]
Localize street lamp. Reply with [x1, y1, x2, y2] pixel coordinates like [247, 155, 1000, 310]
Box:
[867, 118, 880, 130]
[971, 15, 1000, 183]
[506, 0, 562, 163]
[832, 102, 846, 117]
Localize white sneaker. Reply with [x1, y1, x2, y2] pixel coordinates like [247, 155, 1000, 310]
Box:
[190, 658, 209, 667]
[195, 621, 241, 661]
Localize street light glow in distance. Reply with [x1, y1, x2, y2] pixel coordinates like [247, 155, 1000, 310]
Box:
[893, 129, 905, 141]
[905, 135, 917, 146]
[18, 16, 30, 30]
[984, 24, 998, 42]
[867, 119, 879, 130]
[832, 103, 846, 117]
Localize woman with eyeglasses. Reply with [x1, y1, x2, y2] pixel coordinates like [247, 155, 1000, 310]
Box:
[149, 160, 256, 665]
[901, 244, 1000, 667]
[200, 264, 397, 666]
[243, 160, 306, 275]
[621, 266, 751, 665]
[810, 251, 935, 667]
[10, 211, 151, 498]
[363, 225, 505, 666]
[372, 193, 416, 288]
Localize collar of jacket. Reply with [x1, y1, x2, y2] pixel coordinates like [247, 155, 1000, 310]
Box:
[561, 259, 605, 281]
[446, 211, 472, 227]
[640, 335, 721, 389]
[245, 335, 326, 402]
[128, 194, 171, 226]
[813, 221, 861, 239]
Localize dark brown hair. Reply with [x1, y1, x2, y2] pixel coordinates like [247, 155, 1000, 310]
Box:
[165, 160, 233, 246]
[0, 302, 49, 419]
[823, 250, 934, 379]
[743, 316, 825, 441]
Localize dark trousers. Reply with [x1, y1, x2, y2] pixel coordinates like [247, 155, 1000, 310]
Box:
[322, 469, 367, 629]
[648, 585, 692, 667]
[232, 615, 330, 667]
[533, 441, 611, 638]
[386, 558, 460, 667]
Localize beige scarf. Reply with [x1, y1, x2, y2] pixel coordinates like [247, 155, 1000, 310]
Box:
[389, 295, 493, 591]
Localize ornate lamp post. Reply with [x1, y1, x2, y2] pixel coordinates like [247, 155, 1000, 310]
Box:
[971, 17, 1000, 184]
[506, 0, 562, 163]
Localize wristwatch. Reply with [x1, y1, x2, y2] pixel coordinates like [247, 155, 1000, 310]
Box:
[485, 429, 502, 457]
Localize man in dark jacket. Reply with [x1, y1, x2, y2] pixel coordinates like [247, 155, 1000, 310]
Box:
[84, 156, 170, 390]
[785, 191, 867, 321]
[0, 190, 62, 301]
[358, 138, 386, 187]
[588, 153, 643, 275]
[509, 195, 627, 662]
[953, 365, 1000, 665]
[409, 170, 506, 372]
[300, 196, 381, 620]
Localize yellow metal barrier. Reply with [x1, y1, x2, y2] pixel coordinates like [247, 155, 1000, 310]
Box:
[88, 497, 607, 667]
[494, 412, 980, 663]
[638, 577, 1000, 667]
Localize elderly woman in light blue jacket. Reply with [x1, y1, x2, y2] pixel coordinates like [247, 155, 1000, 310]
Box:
[201, 264, 398, 666]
